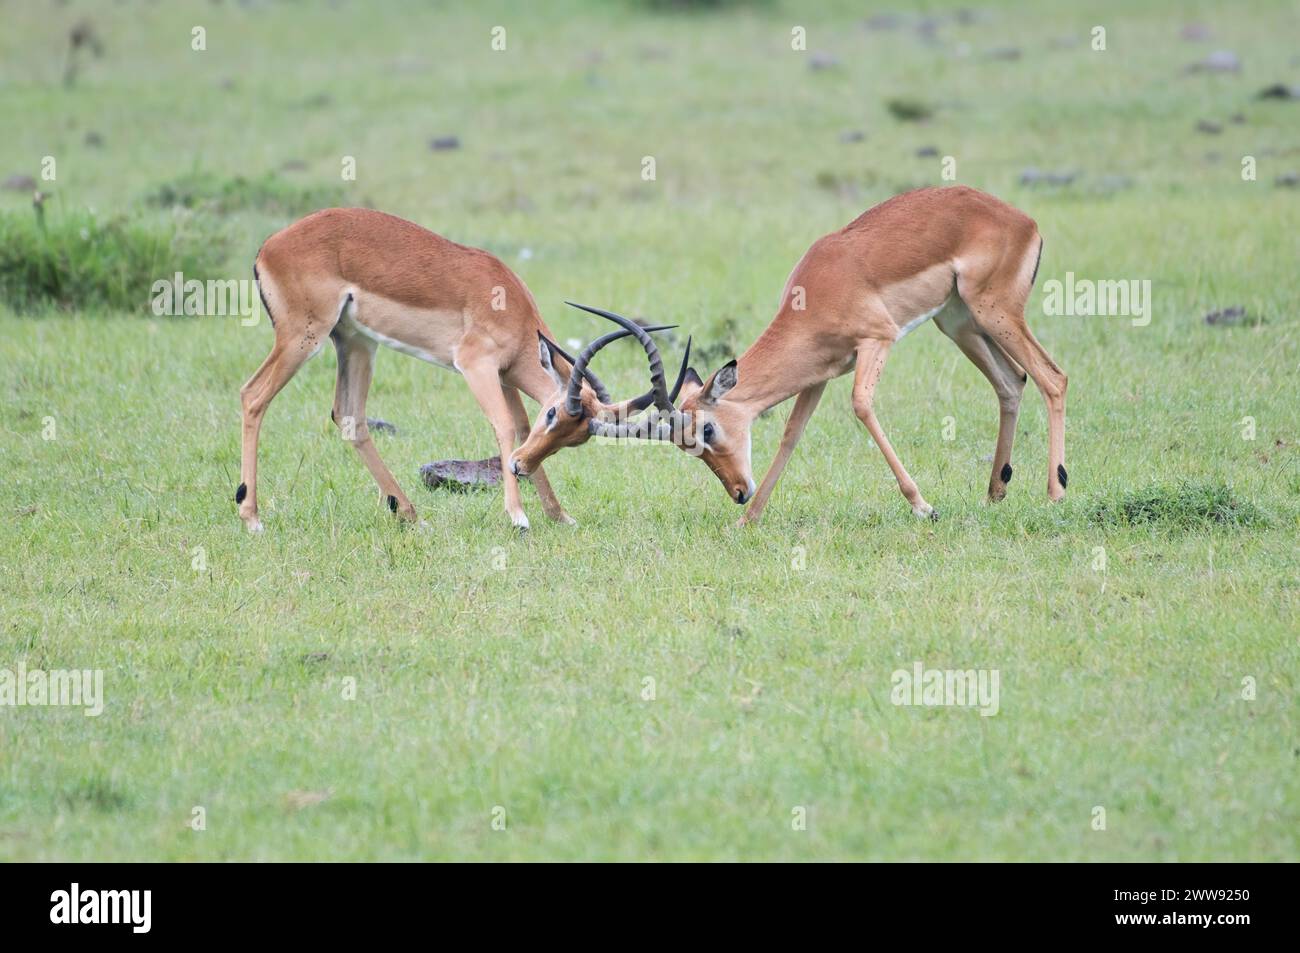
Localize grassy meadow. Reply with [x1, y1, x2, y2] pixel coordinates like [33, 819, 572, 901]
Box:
[0, 0, 1297, 860]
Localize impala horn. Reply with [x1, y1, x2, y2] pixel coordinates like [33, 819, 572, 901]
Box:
[565, 301, 693, 414]
[564, 302, 692, 440]
[539, 333, 613, 404]
[562, 319, 676, 417]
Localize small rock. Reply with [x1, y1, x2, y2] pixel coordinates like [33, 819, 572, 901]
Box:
[366, 417, 397, 434]
[301, 652, 329, 663]
[1203, 306, 1248, 326]
[1256, 83, 1300, 100]
[915, 145, 939, 157]
[420, 457, 505, 492]
[429, 135, 461, 151]
[1195, 119, 1223, 134]
[1019, 168, 1076, 186]
[1229, 112, 1246, 124]
[840, 130, 865, 143]
[808, 51, 841, 71]
[1186, 50, 1240, 73]
[1276, 172, 1300, 188]
[280, 158, 308, 172]
[915, 17, 942, 42]
[986, 46, 1021, 61]
[83, 130, 103, 147]
[2, 174, 36, 191]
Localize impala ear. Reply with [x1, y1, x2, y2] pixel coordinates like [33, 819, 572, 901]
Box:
[674, 368, 705, 405]
[536, 332, 565, 389]
[701, 360, 737, 406]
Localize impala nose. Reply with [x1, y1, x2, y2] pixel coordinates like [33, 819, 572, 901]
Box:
[509, 457, 522, 476]
[734, 487, 749, 504]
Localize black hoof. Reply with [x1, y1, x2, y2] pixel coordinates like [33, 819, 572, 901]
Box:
[387, 494, 398, 513]
[1000, 463, 1013, 484]
[234, 482, 247, 504]
[1057, 464, 1069, 489]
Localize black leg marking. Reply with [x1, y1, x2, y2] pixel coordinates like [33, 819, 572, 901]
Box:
[1057, 464, 1068, 489]
[1000, 463, 1013, 484]
[235, 482, 247, 504]
[387, 494, 398, 513]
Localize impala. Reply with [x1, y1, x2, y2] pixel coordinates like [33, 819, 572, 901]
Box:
[236, 207, 672, 532]
[510, 186, 1068, 524]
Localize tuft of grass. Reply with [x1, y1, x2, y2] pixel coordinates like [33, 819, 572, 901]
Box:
[60, 777, 134, 813]
[143, 171, 348, 217]
[886, 98, 934, 122]
[0, 207, 228, 313]
[1088, 482, 1268, 529]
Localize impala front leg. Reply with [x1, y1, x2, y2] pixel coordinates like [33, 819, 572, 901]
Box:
[738, 382, 826, 527]
[461, 359, 531, 531]
[503, 384, 574, 525]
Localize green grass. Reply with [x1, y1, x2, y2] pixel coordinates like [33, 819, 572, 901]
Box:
[1, 0, 1297, 861]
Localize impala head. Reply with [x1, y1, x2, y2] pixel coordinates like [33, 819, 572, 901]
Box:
[671, 357, 753, 504]
[512, 303, 754, 505]
[507, 304, 690, 478]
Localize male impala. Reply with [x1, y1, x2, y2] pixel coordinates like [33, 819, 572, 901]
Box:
[236, 207, 670, 532]
[510, 186, 1068, 524]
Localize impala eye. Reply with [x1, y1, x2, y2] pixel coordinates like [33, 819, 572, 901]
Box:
[702, 423, 715, 444]
[546, 407, 557, 425]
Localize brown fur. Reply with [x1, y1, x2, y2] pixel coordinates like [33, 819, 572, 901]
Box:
[236, 208, 584, 532]
[511, 186, 1068, 523]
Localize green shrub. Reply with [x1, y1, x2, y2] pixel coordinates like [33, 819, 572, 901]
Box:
[0, 206, 229, 313]
[144, 170, 347, 216]
[1088, 482, 1267, 529]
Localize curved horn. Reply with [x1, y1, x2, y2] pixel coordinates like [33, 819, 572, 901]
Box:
[625, 335, 693, 413]
[669, 335, 692, 403]
[563, 323, 676, 416]
[540, 334, 611, 403]
[566, 302, 673, 411]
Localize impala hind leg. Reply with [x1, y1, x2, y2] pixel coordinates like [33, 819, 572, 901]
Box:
[935, 301, 1027, 502]
[331, 331, 417, 522]
[460, 358, 531, 531]
[238, 341, 318, 532]
[503, 385, 574, 525]
[962, 288, 1068, 501]
[852, 337, 935, 519]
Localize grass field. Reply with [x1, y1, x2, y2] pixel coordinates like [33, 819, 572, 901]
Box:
[1, 0, 1297, 861]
